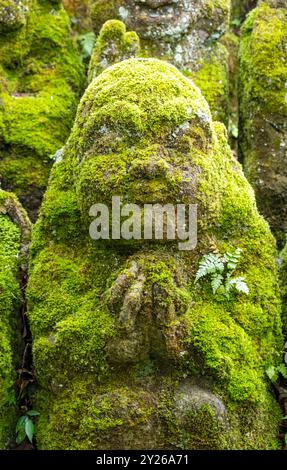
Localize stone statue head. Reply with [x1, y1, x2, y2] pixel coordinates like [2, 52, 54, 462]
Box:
[92, 0, 230, 40]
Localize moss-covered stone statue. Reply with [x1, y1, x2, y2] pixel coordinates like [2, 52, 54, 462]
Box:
[89, 0, 231, 124]
[239, 1, 287, 247]
[0, 0, 84, 220]
[88, 19, 140, 81]
[0, 189, 31, 448]
[27, 58, 283, 449]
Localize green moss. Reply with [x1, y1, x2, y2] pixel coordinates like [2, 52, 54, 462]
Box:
[184, 302, 273, 403]
[34, 378, 162, 450]
[91, 0, 121, 35]
[28, 59, 283, 449]
[0, 0, 85, 219]
[187, 44, 229, 125]
[0, 153, 50, 219]
[279, 242, 287, 331]
[0, 189, 31, 448]
[88, 20, 140, 81]
[239, 2, 287, 245]
[169, 401, 230, 450]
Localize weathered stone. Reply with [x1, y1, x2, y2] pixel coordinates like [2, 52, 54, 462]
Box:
[239, 2, 287, 247]
[90, 0, 231, 124]
[174, 378, 227, 423]
[0, 0, 85, 221]
[27, 58, 282, 449]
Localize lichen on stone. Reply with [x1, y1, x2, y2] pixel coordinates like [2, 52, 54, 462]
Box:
[90, 0, 232, 124]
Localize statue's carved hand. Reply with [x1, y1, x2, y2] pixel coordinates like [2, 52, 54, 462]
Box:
[106, 256, 190, 366]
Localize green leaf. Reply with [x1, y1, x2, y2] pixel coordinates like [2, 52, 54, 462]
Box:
[224, 276, 233, 292]
[16, 428, 26, 445]
[266, 366, 278, 383]
[277, 363, 287, 379]
[224, 249, 241, 269]
[25, 418, 34, 443]
[27, 410, 40, 417]
[229, 124, 238, 139]
[285, 433, 287, 445]
[16, 415, 27, 433]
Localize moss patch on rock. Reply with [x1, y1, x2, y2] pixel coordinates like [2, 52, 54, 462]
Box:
[239, 2, 287, 247]
[0, 189, 31, 448]
[0, 0, 85, 220]
[279, 242, 287, 332]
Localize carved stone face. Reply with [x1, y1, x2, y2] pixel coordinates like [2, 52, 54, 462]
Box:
[118, 0, 195, 40]
[92, 0, 230, 72]
[91, 0, 230, 42]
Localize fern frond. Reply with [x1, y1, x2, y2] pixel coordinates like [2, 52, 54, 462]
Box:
[229, 277, 249, 295]
[195, 253, 224, 283]
[277, 363, 287, 379]
[224, 248, 242, 273]
[266, 366, 278, 383]
[211, 273, 223, 294]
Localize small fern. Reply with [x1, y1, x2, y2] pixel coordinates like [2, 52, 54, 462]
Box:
[266, 364, 287, 383]
[195, 253, 224, 283]
[211, 273, 223, 294]
[195, 248, 249, 299]
[78, 32, 96, 60]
